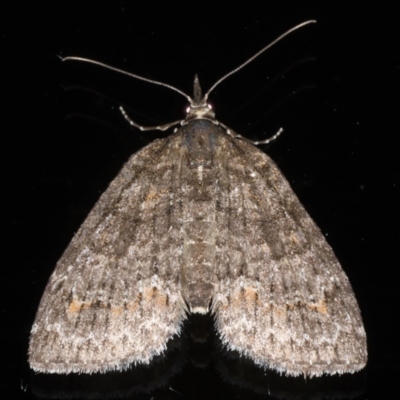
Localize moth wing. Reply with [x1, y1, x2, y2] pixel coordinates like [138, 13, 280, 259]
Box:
[212, 138, 367, 377]
[29, 134, 187, 373]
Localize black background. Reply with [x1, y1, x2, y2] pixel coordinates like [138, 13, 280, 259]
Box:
[4, 1, 399, 399]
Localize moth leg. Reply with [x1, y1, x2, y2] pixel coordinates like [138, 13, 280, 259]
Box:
[218, 121, 283, 146]
[120, 106, 183, 132]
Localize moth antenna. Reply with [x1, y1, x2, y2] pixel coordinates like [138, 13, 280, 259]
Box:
[62, 56, 193, 103]
[203, 20, 316, 101]
[62, 20, 315, 107]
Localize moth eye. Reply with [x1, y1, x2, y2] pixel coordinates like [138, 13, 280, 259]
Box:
[186, 107, 191, 113]
[208, 104, 212, 109]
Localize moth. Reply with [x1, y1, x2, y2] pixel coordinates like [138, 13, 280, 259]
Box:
[29, 21, 367, 377]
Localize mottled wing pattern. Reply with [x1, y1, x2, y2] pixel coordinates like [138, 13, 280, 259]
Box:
[29, 118, 366, 376]
[211, 134, 367, 377]
[29, 134, 187, 373]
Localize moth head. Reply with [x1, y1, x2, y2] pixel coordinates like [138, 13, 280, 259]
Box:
[185, 102, 215, 121]
[185, 74, 216, 121]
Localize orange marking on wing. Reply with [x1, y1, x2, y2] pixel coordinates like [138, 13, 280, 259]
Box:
[67, 295, 143, 315]
[143, 188, 168, 208]
[143, 287, 168, 309]
[309, 299, 328, 314]
[67, 300, 92, 313]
